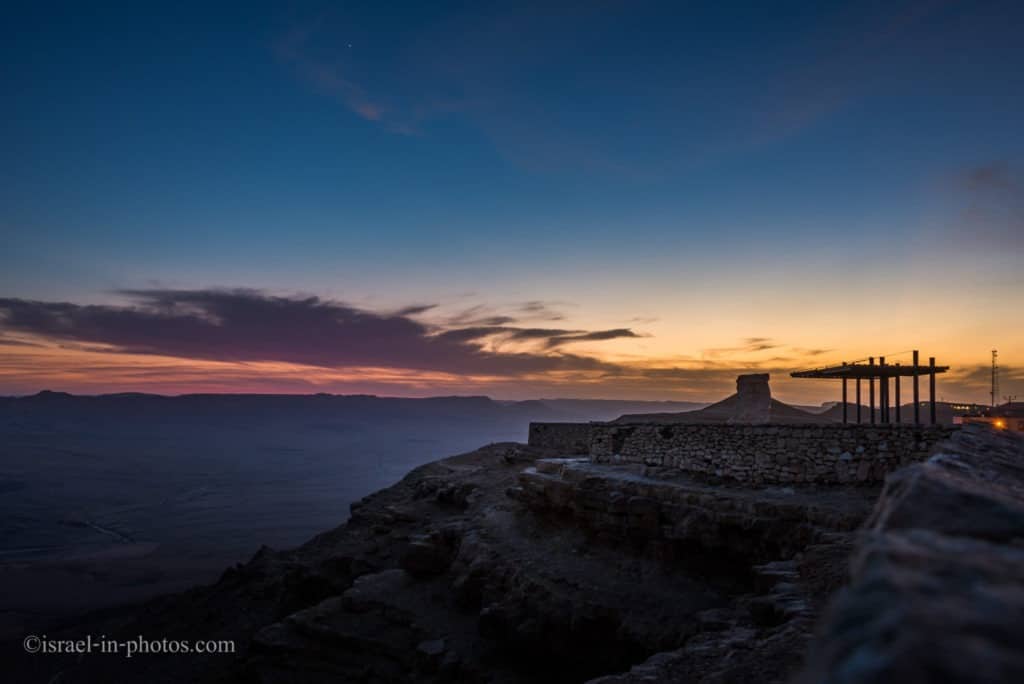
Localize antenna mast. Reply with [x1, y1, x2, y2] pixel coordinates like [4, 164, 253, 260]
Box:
[991, 349, 999, 409]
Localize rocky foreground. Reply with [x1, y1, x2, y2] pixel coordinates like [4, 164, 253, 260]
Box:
[6, 425, 1023, 683]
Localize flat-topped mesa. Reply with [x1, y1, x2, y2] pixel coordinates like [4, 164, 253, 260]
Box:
[730, 373, 771, 424]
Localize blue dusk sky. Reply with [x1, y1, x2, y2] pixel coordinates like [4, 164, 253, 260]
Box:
[1, 1, 1021, 402]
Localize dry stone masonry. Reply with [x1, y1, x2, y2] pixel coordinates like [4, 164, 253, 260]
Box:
[527, 421, 593, 455]
[589, 423, 955, 484]
[529, 420, 955, 485]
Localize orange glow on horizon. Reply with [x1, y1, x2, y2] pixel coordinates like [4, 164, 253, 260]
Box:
[1, 328, 1016, 404]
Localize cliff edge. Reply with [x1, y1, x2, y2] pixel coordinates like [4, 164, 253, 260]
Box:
[5, 426, 1022, 683]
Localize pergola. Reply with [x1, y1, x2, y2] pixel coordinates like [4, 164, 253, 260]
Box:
[791, 350, 948, 425]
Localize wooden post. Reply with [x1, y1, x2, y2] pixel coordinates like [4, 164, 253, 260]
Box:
[842, 374, 848, 424]
[929, 356, 937, 425]
[880, 362, 888, 421]
[880, 356, 888, 423]
[856, 378, 862, 424]
[913, 350, 920, 425]
[895, 363, 902, 423]
[869, 357, 876, 424]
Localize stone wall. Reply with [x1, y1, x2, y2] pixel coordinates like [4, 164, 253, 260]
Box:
[590, 423, 956, 485]
[527, 422, 593, 455]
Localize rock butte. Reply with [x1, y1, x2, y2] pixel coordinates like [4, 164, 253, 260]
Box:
[8, 376, 1024, 684]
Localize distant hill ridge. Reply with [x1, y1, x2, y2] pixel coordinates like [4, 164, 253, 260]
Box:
[4, 388, 968, 426]
[0, 391, 709, 426]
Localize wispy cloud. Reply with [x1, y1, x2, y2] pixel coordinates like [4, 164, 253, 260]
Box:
[940, 362, 1023, 403]
[442, 305, 514, 327]
[0, 337, 45, 347]
[274, 24, 391, 127]
[392, 304, 437, 317]
[754, 0, 956, 144]
[4, 292, 997, 402]
[543, 328, 642, 348]
[518, 300, 567, 321]
[269, 6, 673, 175]
[0, 290, 818, 399]
[703, 337, 782, 358]
[422, 323, 640, 350]
[791, 347, 833, 357]
[954, 161, 1024, 245]
[442, 301, 569, 327]
[962, 161, 1016, 193]
[0, 289, 634, 378]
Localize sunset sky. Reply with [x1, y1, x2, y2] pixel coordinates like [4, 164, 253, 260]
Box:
[1, 1, 1021, 403]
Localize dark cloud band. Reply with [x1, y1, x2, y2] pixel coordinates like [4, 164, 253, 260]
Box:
[0, 290, 636, 377]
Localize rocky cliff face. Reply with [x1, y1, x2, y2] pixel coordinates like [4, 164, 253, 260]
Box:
[7, 442, 874, 684]
[798, 425, 1024, 684]
[8, 426, 1021, 684]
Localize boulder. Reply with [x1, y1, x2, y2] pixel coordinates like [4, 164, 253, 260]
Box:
[798, 427, 1024, 684]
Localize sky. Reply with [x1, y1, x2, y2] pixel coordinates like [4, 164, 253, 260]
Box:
[1, 0, 1021, 403]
